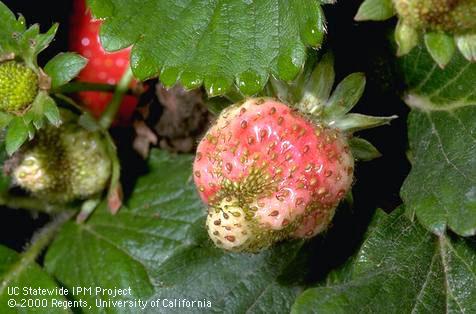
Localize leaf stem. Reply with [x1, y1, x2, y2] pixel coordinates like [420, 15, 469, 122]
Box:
[0, 211, 74, 294]
[99, 67, 134, 129]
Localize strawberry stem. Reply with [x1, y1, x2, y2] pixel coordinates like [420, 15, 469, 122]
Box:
[51, 82, 119, 94]
[0, 194, 76, 214]
[99, 67, 134, 129]
[0, 211, 74, 292]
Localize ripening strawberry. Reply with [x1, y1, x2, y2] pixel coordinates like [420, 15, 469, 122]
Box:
[69, 0, 138, 124]
[193, 54, 396, 252]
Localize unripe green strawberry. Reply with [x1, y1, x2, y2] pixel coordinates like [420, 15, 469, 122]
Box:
[393, 0, 476, 33]
[0, 61, 39, 114]
[13, 122, 111, 203]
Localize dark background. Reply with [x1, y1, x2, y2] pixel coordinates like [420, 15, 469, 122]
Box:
[0, 0, 410, 278]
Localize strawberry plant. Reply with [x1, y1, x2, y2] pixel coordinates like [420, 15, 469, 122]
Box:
[0, 1, 474, 313]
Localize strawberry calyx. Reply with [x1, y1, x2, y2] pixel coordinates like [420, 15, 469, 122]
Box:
[355, 0, 476, 65]
[269, 52, 397, 161]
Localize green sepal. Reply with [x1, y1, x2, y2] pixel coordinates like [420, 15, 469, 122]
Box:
[0, 2, 26, 55]
[298, 52, 335, 114]
[0, 2, 57, 68]
[3, 91, 62, 155]
[323, 72, 366, 118]
[395, 20, 419, 56]
[455, 33, 476, 62]
[355, 0, 395, 21]
[45, 52, 87, 89]
[0, 112, 12, 129]
[265, 52, 397, 136]
[25, 92, 61, 129]
[5, 116, 29, 155]
[349, 137, 382, 161]
[424, 32, 456, 68]
[332, 113, 397, 133]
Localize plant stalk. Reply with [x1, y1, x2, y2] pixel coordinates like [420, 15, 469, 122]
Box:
[51, 82, 117, 94]
[0, 194, 76, 214]
[99, 67, 134, 129]
[0, 211, 74, 294]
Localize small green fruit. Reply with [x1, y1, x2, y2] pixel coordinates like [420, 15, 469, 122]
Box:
[0, 61, 39, 113]
[393, 0, 476, 34]
[13, 123, 111, 203]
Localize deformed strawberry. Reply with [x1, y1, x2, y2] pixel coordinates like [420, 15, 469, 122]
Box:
[12, 111, 112, 203]
[194, 54, 396, 252]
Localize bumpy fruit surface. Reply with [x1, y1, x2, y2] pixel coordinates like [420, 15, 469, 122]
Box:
[193, 98, 354, 252]
[0, 61, 38, 113]
[13, 123, 111, 203]
[393, 0, 476, 33]
[70, 0, 138, 124]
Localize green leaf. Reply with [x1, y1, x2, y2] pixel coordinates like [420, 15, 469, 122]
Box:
[45, 150, 304, 312]
[400, 44, 476, 236]
[354, 0, 395, 21]
[0, 245, 69, 314]
[424, 32, 456, 68]
[291, 207, 476, 313]
[5, 116, 29, 155]
[44, 52, 87, 89]
[87, 0, 326, 95]
[348, 137, 381, 161]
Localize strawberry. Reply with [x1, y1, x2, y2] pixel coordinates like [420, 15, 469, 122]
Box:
[393, 0, 476, 34]
[12, 111, 112, 203]
[0, 61, 38, 114]
[194, 98, 353, 252]
[193, 54, 396, 252]
[69, 0, 138, 125]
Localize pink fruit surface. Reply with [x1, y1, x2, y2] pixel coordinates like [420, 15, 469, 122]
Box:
[193, 98, 354, 252]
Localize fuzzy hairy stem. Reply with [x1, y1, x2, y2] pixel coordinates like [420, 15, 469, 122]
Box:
[0, 194, 76, 214]
[0, 211, 74, 294]
[99, 67, 134, 129]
